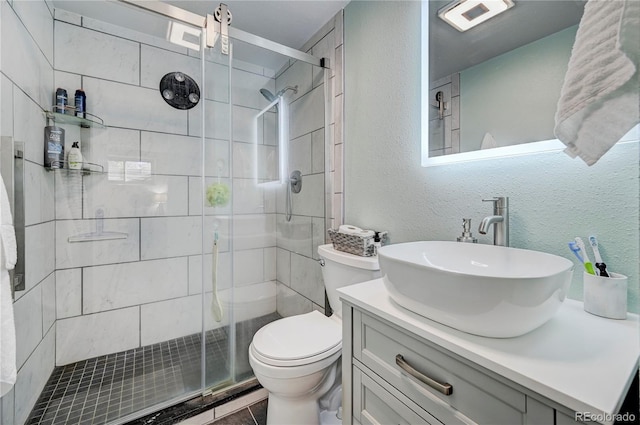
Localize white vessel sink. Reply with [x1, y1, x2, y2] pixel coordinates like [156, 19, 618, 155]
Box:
[378, 241, 574, 338]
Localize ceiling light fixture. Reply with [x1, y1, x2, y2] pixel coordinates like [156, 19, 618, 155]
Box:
[438, 0, 515, 32]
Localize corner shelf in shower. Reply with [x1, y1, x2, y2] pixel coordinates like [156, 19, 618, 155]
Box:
[68, 209, 128, 243]
[45, 161, 104, 176]
[68, 230, 128, 243]
[46, 108, 106, 129]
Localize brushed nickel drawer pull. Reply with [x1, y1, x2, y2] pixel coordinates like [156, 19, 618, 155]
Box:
[395, 354, 453, 396]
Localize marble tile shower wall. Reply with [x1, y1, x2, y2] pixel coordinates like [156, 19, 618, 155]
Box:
[273, 12, 345, 317]
[1, 2, 56, 425]
[52, 10, 278, 366]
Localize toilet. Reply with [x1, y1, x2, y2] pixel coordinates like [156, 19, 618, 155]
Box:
[248, 244, 380, 425]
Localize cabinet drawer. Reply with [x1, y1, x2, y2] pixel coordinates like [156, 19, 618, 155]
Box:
[354, 365, 442, 425]
[354, 310, 526, 425]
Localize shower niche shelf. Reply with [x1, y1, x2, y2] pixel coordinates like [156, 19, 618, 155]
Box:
[46, 108, 105, 129]
[45, 162, 104, 176]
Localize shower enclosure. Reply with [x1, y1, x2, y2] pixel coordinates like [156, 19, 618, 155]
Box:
[0, 1, 336, 423]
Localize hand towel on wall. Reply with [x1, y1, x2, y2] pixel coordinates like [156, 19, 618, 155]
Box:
[480, 132, 497, 150]
[0, 175, 17, 397]
[554, 0, 639, 166]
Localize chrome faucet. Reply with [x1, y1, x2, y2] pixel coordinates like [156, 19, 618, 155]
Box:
[478, 197, 509, 247]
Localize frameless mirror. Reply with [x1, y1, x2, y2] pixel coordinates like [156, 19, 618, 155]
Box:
[421, 0, 585, 166]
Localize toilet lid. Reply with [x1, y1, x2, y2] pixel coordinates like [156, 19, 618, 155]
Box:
[252, 311, 341, 363]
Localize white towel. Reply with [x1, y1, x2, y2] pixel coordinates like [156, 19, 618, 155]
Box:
[480, 132, 497, 150]
[554, 0, 640, 166]
[0, 175, 17, 397]
[338, 225, 374, 238]
[338, 225, 363, 235]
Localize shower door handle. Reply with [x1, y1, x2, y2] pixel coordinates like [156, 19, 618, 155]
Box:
[1, 137, 26, 299]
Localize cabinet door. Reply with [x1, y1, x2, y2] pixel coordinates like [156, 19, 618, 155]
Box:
[556, 411, 588, 425]
[354, 366, 442, 425]
[525, 397, 555, 425]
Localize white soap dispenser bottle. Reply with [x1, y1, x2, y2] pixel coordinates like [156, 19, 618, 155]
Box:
[68, 141, 83, 170]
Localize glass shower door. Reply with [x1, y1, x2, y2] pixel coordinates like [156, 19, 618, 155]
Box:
[202, 35, 284, 390]
[19, 5, 221, 423]
[52, 13, 212, 419]
[198, 37, 236, 391]
[201, 30, 330, 390]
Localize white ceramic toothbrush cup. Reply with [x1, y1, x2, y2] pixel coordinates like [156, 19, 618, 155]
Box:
[583, 271, 628, 320]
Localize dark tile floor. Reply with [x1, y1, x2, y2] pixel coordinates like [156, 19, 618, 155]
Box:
[26, 314, 279, 425]
[212, 399, 267, 425]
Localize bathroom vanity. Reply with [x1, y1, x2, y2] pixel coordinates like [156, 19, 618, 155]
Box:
[339, 279, 639, 425]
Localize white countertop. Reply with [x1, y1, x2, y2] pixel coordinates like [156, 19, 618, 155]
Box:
[338, 279, 639, 423]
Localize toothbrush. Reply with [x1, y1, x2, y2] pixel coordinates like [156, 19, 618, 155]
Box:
[568, 241, 585, 265]
[568, 241, 596, 275]
[575, 237, 596, 275]
[588, 235, 609, 277]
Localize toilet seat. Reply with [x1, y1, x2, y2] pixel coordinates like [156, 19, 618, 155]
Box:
[251, 311, 342, 367]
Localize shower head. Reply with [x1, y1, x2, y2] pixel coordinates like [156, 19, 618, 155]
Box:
[276, 85, 298, 97]
[260, 88, 277, 102]
[259, 85, 299, 104]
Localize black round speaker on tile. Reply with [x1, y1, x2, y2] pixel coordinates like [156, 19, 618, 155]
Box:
[159, 72, 200, 110]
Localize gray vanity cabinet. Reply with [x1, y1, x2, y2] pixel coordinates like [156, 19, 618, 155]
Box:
[342, 303, 587, 425]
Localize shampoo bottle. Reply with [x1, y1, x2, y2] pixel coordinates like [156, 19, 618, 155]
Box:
[68, 141, 83, 170]
[44, 126, 65, 168]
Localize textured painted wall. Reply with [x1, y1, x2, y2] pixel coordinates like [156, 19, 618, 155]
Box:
[344, 1, 639, 312]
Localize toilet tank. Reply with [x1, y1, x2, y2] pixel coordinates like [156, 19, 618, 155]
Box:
[318, 244, 380, 319]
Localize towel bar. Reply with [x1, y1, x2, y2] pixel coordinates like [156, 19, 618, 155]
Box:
[0, 137, 26, 299]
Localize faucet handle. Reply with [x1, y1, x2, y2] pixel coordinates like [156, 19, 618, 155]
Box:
[482, 198, 500, 212]
[482, 197, 507, 204]
[482, 197, 508, 214]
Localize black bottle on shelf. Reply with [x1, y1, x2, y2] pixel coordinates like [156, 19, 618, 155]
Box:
[55, 88, 67, 114]
[74, 89, 86, 118]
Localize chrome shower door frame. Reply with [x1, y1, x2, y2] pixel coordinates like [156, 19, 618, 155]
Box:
[119, 0, 329, 69]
